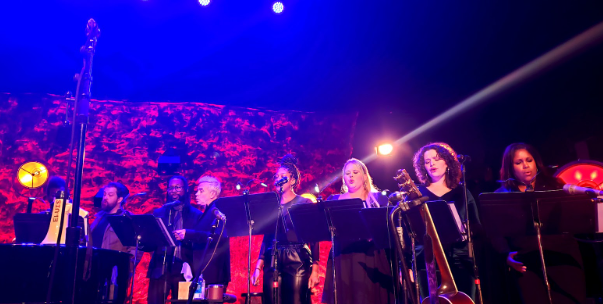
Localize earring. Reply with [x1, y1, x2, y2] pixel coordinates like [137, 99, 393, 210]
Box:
[447, 167, 450, 174]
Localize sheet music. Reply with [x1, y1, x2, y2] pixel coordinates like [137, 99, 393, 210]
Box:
[447, 202, 466, 241]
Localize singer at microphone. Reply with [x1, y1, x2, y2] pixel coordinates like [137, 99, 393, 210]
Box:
[146, 175, 231, 304]
[275, 176, 288, 187]
[495, 143, 565, 193]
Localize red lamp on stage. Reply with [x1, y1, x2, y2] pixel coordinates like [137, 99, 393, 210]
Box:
[555, 160, 603, 190]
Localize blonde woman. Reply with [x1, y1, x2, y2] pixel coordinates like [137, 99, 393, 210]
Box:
[321, 158, 395, 304]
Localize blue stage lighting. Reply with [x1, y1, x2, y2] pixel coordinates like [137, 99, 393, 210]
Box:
[199, 0, 210, 6]
[273, 2, 284, 13]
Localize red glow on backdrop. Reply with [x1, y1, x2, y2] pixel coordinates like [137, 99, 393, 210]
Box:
[0, 93, 358, 304]
[555, 160, 603, 189]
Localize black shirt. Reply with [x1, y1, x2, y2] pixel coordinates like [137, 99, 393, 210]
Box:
[259, 195, 320, 263]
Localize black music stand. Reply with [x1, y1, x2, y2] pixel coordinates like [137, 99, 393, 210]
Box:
[108, 214, 176, 304]
[359, 206, 395, 250]
[479, 190, 596, 304]
[288, 202, 331, 244]
[214, 193, 280, 304]
[403, 201, 464, 247]
[320, 198, 365, 304]
[14, 213, 86, 244]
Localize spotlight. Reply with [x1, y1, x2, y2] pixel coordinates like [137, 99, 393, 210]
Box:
[18, 161, 49, 189]
[314, 183, 320, 193]
[199, 0, 210, 6]
[236, 182, 242, 191]
[272, 2, 284, 13]
[375, 143, 394, 156]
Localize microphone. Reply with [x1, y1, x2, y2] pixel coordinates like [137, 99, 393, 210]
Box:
[164, 200, 181, 207]
[388, 191, 406, 203]
[457, 154, 472, 163]
[275, 176, 288, 187]
[213, 208, 226, 221]
[564, 184, 603, 197]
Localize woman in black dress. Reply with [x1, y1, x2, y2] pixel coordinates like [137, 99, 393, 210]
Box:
[322, 158, 395, 304]
[251, 154, 320, 304]
[412, 142, 481, 300]
[493, 143, 581, 304]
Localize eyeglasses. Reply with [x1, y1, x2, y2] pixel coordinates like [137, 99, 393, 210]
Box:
[168, 186, 183, 191]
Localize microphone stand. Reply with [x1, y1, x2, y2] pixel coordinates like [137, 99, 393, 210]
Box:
[243, 189, 253, 304]
[64, 19, 100, 304]
[460, 159, 483, 303]
[270, 185, 286, 304]
[187, 218, 220, 304]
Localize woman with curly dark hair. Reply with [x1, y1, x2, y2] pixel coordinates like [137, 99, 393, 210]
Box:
[251, 154, 320, 304]
[412, 142, 481, 301]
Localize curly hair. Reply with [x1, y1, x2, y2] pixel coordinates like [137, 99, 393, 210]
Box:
[279, 154, 301, 190]
[499, 142, 547, 189]
[412, 142, 461, 189]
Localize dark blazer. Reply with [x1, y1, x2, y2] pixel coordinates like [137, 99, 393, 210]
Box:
[90, 208, 143, 271]
[146, 201, 231, 285]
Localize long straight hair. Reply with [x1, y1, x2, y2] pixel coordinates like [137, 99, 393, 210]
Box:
[499, 143, 548, 189]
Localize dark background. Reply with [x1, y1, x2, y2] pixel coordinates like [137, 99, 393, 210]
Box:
[1, 0, 602, 191]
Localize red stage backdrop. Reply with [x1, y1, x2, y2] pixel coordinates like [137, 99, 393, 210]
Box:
[0, 93, 358, 304]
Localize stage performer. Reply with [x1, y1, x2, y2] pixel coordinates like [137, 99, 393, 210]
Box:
[146, 175, 223, 304]
[496, 142, 564, 193]
[321, 158, 395, 304]
[493, 143, 581, 304]
[43, 176, 67, 209]
[191, 175, 231, 288]
[89, 182, 143, 303]
[251, 154, 320, 304]
[412, 142, 481, 300]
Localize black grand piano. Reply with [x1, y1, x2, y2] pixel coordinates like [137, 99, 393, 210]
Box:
[0, 213, 131, 304]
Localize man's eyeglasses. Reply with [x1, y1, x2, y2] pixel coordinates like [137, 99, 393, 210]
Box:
[168, 186, 183, 191]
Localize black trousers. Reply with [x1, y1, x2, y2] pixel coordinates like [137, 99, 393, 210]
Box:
[263, 244, 312, 304]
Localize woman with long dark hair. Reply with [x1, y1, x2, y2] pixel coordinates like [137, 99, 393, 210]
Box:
[412, 142, 481, 300]
[492, 143, 582, 304]
[251, 154, 320, 304]
[496, 142, 564, 193]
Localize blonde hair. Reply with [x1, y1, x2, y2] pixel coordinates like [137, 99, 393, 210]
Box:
[198, 175, 222, 197]
[341, 158, 381, 207]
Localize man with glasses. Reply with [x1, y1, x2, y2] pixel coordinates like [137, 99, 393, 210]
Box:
[146, 175, 207, 304]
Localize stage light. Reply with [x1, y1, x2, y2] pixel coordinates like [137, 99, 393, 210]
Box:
[273, 2, 284, 13]
[18, 161, 49, 189]
[314, 184, 320, 193]
[376, 143, 394, 156]
[199, 0, 210, 6]
[555, 160, 603, 189]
